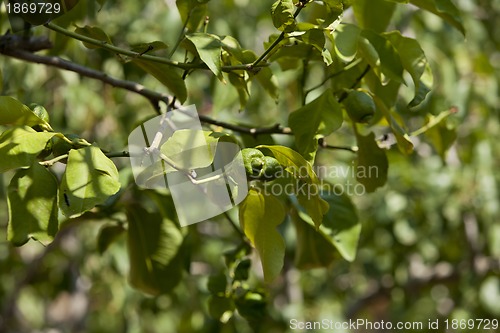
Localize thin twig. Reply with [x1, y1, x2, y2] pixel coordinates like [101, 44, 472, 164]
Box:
[338, 65, 371, 103]
[168, 8, 191, 58]
[251, 3, 305, 68]
[304, 58, 363, 98]
[44, 22, 269, 72]
[317, 138, 358, 153]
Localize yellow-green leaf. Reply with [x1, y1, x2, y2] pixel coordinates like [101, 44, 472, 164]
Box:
[239, 189, 285, 282]
[288, 89, 343, 162]
[74, 25, 112, 49]
[256, 145, 329, 228]
[59, 146, 120, 218]
[0, 127, 57, 173]
[0, 97, 51, 128]
[355, 131, 388, 192]
[7, 163, 59, 246]
[186, 33, 224, 81]
[127, 204, 186, 295]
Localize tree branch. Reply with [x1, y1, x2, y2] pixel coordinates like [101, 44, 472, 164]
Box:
[0, 36, 355, 152]
[44, 22, 268, 72]
[318, 138, 358, 153]
[1, 47, 170, 115]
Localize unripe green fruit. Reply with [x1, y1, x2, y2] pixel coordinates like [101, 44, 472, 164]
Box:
[343, 90, 376, 123]
[242, 148, 265, 177]
[241, 148, 283, 181]
[259, 156, 283, 180]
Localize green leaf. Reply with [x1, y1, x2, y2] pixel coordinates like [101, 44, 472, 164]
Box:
[355, 131, 388, 192]
[384, 31, 433, 107]
[293, 191, 360, 263]
[288, 89, 343, 161]
[234, 290, 267, 327]
[409, 0, 465, 36]
[316, 0, 344, 27]
[256, 145, 329, 228]
[176, 0, 208, 33]
[270, 43, 323, 64]
[59, 146, 120, 218]
[320, 192, 361, 261]
[0, 127, 57, 173]
[271, 0, 296, 31]
[0, 96, 51, 128]
[255, 67, 280, 101]
[227, 72, 250, 110]
[186, 33, 224, 81]
[207, 272, 228, 294]
[97, 223, 125, 254]
[130, 41, 169, 54]
[131, 59, 187, 103]
[74, 25, 112, 49]
[239, 189, 285, 282]
[300, 29, 333, 65]
[360, 30, 404, 84]
[208, 295, 234, 321]
[7, 163, 59, 246]
[373, 96, 414, 154]
[257, 145, 318, 182]
[423, 113, 457, 159]
[334, 24, 361, 62]
[127, 204, 186, 295]
[385, 0, 464, 35]
[219, 42, 279, 101]
[353, 0, 397, 33]
[292, 209, 337, 269]
[364, 70, 401, 107]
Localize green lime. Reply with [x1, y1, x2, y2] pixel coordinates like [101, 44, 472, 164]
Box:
[343, 90, 376, 123]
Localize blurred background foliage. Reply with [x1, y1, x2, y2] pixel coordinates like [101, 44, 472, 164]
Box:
[0, 0, 499, 332]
